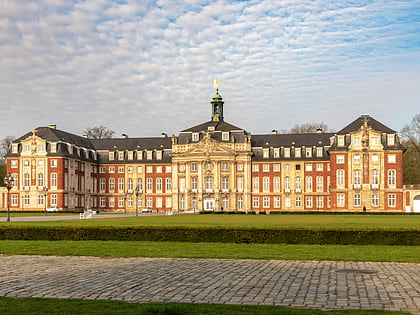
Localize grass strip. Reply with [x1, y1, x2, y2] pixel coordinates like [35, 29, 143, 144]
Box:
[0, 240, 418, 262]
[0, 297, 411, 314]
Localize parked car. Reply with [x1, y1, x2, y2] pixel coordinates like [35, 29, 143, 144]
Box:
[141, 207, 152, 213]
[46, 207, 59, 212]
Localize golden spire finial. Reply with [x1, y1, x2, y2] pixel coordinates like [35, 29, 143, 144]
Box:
[213, 79, 219, 93]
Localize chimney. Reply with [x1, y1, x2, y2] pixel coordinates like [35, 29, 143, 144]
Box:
[316, 128, 322, 133]
[161, 133, 168, 138]
[48, 124, 57, 129]
[121, 134, 128, 139]
[271, 129, 278, 135]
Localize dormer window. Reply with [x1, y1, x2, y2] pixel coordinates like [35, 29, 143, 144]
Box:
[316, 147, 323, 157]
[118, 151, 124, 160]
[127, 151, 133, 160]
[295, 148, 301, 158]
[12, 144, 18, 153]
[147, 151, 153, 160]
[284, 148, 290, 158]
[387, 135, 395, 146]
[263, 148, 269, 158]
[50, 143, 57, 153]
[156, 151, 162, 160]
[192, 133, 199, 142]
[338, 136, 345, 147]
[222, 132, 229, 141]
[108, 152, 114, 160]
[208, 126, 215, 131]
[371, 137, 379, 146]
[274, 148, 280, 158]
[353, 137, 360, 146]
[136, 151, 143, 160]
[305, 148, 312, 158]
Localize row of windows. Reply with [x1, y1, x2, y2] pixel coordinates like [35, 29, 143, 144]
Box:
[98, 196, 172, 208]
[261, 147, 325, 159]
[108, 150, 165, 161]
[337, 169, 397, 186]
[336, 194, 397, 207]
[99, 178, 172, 192]
[337, 134, 395, 147]
[10, 194, 57, 206]
[99, 165, 172, 174]
[337, 154, 397, 164]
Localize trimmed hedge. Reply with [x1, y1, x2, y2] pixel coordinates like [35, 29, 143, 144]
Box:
[0, 226, 418, 245]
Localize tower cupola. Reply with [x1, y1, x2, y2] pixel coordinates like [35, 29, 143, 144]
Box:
[211, 80, 224, 121]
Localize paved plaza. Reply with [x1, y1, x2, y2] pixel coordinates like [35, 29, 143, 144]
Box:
[0, 255, 419, 313]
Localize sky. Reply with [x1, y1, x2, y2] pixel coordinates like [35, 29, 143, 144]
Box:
[0, 0, 419, 141]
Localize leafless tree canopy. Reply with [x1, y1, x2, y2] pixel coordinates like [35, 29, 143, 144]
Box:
[83, 126, 115, 139]
[0, 135, 15, 163]
[289, 122, 331, 134]
[401, 113, 420, 184]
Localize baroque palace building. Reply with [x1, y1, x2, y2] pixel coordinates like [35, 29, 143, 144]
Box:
[4, 88, 417, 213]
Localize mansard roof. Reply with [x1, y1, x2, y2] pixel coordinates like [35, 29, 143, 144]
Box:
[13, 126, 95, 149]
[337, 115, 396, 135]
[251, 132, 334, 148]
[91, 137, 172, 151]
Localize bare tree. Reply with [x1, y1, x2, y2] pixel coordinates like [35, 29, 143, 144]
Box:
[289, 122, 331, 134]
[0, 135, 15, 163]
[83, 126, 115, 139]
[401, 113, 420, 184]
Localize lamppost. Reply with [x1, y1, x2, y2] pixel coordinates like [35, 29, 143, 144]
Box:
[135, 185, 140, 216]
[42, 186, 48, 215]
[3, 174, 15, 222]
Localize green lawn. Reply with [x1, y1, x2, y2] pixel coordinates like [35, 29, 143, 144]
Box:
[0, 297, 411, 315]
[0, 240, 418, 262]
[1, 213, 419, 229]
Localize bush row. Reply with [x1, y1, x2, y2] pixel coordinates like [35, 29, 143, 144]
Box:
[0, 227, 418, 245]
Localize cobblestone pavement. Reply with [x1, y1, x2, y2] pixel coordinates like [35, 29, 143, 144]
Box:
[0, 255, 419, 313]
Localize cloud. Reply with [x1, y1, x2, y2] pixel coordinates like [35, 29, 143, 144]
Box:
[0, 0, 419, 141]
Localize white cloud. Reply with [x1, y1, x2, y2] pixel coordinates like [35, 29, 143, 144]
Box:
[0, 0, 418, 141]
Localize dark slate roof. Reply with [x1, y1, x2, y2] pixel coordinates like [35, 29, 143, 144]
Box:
[337, 115, 395, 135]
[251, 133, 334, 148]
[12, 127, 94, 149]
[91, 137, 172, 151]
[181, 120, 245, 133]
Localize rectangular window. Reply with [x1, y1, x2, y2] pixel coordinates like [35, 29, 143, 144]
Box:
[305, 176, 312, 192]
[192, 133, 199, 141]
[295, 197, 301, 207]
[156, 151, 162, 160]
[109, 178, 115, 191]
[295, 148, 301, 158]
[388, 155, 396, 163]
[127, 166, 133, 173]
[191, 163, 197, 171]
[336, 155, 345, 164]
[274, 197, 280, 208]
[337, 194, 345, 207]
[156, 197, 162, 208]
[147, 151, 153, 160]
[179, 178, 185, 192]
[156, 178, 162, 191]
[263, 164, 269, 172]
[285, 197, 291, 208]
[253, 197, 259, 208]
[100, 197, 106, 207]
[100, 178, 106, 191]
[237, 176, 243, 192]
[12, 195, 18, 206]
[118, 178, 124, 191]
[263, 197, 269, 208]
[263, 177, 269, 192]
[354, 194, 361, 207]
[274, 176, 280, 192]
[305, 164, 312, 172]
[166, 178, 172, 191]
[118, 152, 124, 160]
[109, 152, 114, 160]
[388, 170, 396, 186]
[274, 149, 280, 158]
[166, 197, 172, 208]
[156, 166, 162, 173]
[317, 196, 323, 208]
[284, 148, 290, 158]
[237, 163, 243, 171]
[354, 155, 361, 163]
[253, 177, 259, 192]
[305, 196, 312, 208]
[100, 167, 106, 173]
[372, 154, 379, 163]
[147, 197, 153, 208]
[372, 194, 379, 207]
[316, 147, 323, 157]
[338, 136, 345, 147]
[166, 166, 172, 173]
[137, 166, 143, 173]
[118, 197, 124, 207]
[253, 164, 259, 172]
[109, 167, 115, 173]
[51, 173, 57, 187]
[237, 197, 243, 210]
[305, 148, 312, 158]
[109, 197, 115, 207]
[388, 194, 396, 207]
[222, 132, 229, 141]
[222, 162, 228, 171]
[274, 164, 280, 172]
[51, 194, 57, 206]
[263, 149, 269, 158]
[316, 176, 323, 191]
[146, 166, 153, 173]
[147, 178, 153, 191]
[387, 135, 395, 146]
